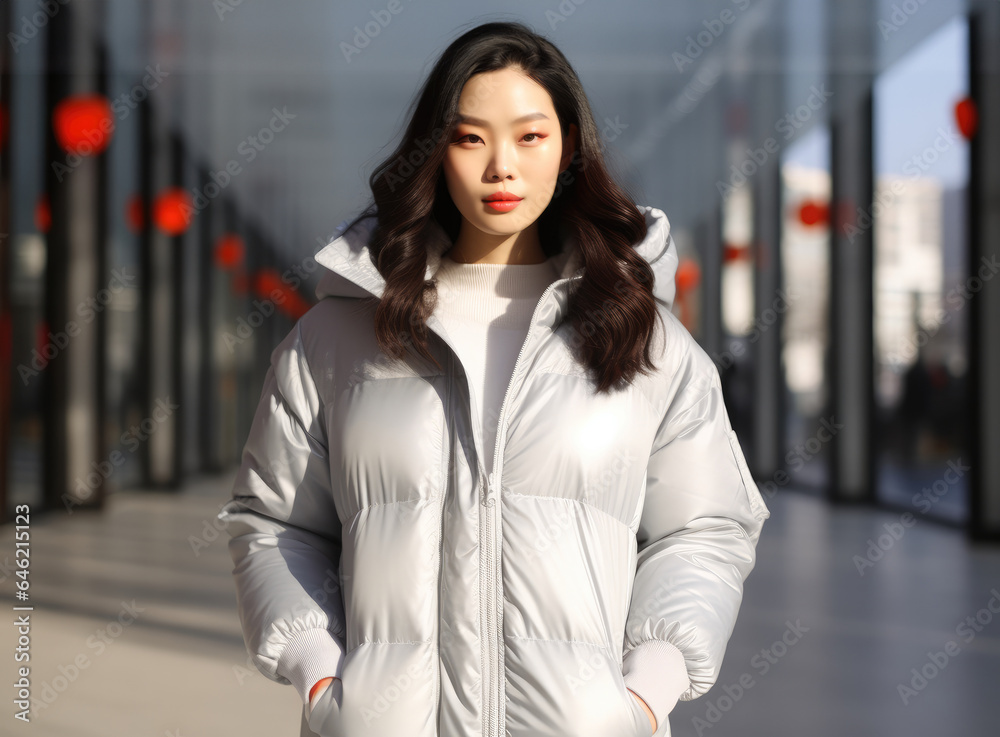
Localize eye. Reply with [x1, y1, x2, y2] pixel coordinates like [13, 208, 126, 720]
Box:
[522, 132, 544, 143]
[455, 133, 482, 144]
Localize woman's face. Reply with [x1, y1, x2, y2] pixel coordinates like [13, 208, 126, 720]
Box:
[442, 66, 577, 243]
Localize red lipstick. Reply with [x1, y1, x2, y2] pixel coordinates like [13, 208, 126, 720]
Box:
[483, 191, 523, 212]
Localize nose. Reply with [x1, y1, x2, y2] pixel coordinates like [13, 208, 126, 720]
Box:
[485, 141, 515, 181]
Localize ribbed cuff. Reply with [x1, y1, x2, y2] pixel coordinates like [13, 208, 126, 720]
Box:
[622, 639, 689, 728]
[276, 628, 345, 706]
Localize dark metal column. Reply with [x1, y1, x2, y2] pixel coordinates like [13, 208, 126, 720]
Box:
[827, 0, 876, 504]
[969, 3, 1000, 540]
[750, 24, 786, 481]
[0, 1, 12, 523]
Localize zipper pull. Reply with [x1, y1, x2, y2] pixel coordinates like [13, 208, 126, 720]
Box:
[482, 472, 496, 507]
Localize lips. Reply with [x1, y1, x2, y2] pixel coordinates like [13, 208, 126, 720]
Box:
[483, 192, 523, 202]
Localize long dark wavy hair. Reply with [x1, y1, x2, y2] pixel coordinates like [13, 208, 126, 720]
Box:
[341, 20, 663, 393]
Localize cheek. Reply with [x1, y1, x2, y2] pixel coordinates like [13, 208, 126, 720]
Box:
[526, 149, 564, 185]
[443, 156, 475, 198]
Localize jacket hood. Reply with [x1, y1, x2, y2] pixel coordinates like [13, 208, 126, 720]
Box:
[313, 204, 679, 310]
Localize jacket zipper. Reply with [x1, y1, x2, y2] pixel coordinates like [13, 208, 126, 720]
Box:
[322, 254, 579, 735]
[480, 277, 569, 737]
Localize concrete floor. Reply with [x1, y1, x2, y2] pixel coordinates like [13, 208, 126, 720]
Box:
[0, 471, 998, 736]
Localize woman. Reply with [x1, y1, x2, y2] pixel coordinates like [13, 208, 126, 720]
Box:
[218, 20, 770, 737]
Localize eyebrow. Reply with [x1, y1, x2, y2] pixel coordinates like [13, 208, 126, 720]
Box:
[456, 112, 551, 127]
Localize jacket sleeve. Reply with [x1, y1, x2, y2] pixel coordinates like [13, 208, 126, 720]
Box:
[217, 320, 347, 707]
[621, 331, 770, 728]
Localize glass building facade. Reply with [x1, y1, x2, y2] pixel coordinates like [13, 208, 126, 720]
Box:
[1, 0, 999, 544]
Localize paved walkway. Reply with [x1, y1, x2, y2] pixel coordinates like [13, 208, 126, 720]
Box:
[0, 472, 302, 737]
[1, 472, 998, 736]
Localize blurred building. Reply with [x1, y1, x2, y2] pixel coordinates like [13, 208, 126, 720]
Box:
[0, 0, 998, 542]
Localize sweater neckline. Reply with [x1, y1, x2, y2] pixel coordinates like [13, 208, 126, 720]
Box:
[433, 253, 558, 327]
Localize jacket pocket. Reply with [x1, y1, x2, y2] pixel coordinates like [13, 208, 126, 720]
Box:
[305, 641, 436, 737]
[305, 677, 342, 735]
[620, 675, 655, 737]
[504, 638, 649, 737]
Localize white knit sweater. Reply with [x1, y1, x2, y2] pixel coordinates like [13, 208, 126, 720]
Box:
[431, 253, 560, 476]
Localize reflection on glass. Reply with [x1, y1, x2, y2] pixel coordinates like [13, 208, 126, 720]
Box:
[779, 125, 831, 493]
[6, 50, 47, 514]
[872, 17, 970, 524]
[105, 69, 144, 491]
[718, 182, 755, 448]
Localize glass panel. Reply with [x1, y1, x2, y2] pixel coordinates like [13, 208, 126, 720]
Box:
[5, 3, 47, 514]
[718, 181, 755, 446]
[104, 65, 145, 491]
[872, 16, 970, 524]
[780, 125, 832, 494]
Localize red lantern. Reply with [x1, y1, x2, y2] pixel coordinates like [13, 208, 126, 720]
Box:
[53, 95, 114, 155]
[797, 199, 829, 227]
[254, 269, 285, 298]
[35, 193, 51, 233]
[253, 268, 311, 319]
[214, 233, 244, 270]
[153, 187, 193, 236]
[126, 194, 144, 233]
[675, 258, 701, 293]
[955, 97, 977, 140]
[722, 243, 750, 263]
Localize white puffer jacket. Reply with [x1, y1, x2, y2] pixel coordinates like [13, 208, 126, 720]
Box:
[218, 205, 771, 737]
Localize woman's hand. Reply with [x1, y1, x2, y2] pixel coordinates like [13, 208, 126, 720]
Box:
[628, 687, 657, 733]
[309, 677, 340, 709]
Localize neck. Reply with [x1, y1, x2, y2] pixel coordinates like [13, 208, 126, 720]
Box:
[446, 220, 546, 265]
